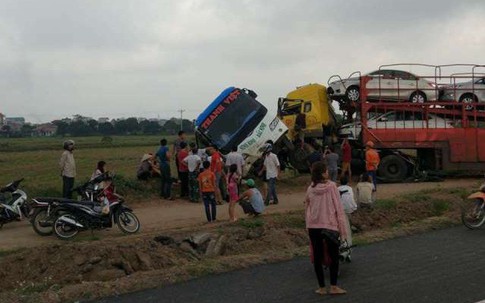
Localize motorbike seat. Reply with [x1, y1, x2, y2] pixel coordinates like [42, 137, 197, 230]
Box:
[33, 197, 97, 206]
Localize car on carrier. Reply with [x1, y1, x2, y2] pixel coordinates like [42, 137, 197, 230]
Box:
[339, 111, 454, 140]
[327, 69, 440, 103]
[440, 77, 485, 110]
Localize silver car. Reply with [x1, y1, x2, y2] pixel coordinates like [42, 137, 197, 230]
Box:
[440, 77, 485, 110]
[327, 69, 439, 103]
[339, 111, 454, 140]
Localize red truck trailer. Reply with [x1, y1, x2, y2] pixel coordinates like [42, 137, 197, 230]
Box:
[329, 64, 485, 181]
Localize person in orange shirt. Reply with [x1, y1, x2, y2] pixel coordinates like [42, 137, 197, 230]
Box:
[209, 145, 225, 204]
[365, 141, 380, 191]
[198, 161, 217, 222]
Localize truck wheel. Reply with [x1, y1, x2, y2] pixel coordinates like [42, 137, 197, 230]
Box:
[378, 155, 408, 182]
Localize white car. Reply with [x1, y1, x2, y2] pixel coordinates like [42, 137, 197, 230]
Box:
[327, 69, 440, 103]
[440, 77, 485, 110]
[339, 111, 454, 140]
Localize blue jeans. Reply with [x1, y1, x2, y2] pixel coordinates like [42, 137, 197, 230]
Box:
[202, 192, 217, 222]
[160, 165, 172, 198]
[266, 177, 279, 204]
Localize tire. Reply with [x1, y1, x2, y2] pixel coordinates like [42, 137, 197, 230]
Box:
[459, 94, 478, 111]
[53, 214, 79, 240]
[116, 211, 140, 234]
[31, 209, 53, 236]
[409, 91, 427, 103]
[346, 86, 360, 102]
[461, 199, 485, 230]
[377, 155, 408, 182]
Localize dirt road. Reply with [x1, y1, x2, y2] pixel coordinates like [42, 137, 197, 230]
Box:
[0, 179, 477, 251]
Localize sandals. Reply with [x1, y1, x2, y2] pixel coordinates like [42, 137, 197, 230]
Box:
[315, 288, 327, 295]
[329, 286, 347, 295]
[315, 286, 347, 296]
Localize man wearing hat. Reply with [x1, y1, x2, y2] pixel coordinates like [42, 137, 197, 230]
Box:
[365, 141, 380, 190]
[238, 179, 265, 216]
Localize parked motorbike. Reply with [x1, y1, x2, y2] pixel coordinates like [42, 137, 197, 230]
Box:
[51, 176, 140, 239]
[29, 173, 112, 236]
[0, 178, 30, 228]
[461, 185, 485, 229]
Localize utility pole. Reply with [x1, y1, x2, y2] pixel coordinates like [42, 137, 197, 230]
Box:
[178, 109, 185, 131]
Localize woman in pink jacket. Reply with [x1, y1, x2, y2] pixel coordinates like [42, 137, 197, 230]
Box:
[305, 161, 348, 296]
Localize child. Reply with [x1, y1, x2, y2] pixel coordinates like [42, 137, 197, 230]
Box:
[227, 164, 240, 222]
[198, 161, 217, 222]
[355, 174, 374, 208]
[337, 176, 357, 247]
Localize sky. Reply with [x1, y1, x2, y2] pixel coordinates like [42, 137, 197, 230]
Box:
[1, 0, 484, 123]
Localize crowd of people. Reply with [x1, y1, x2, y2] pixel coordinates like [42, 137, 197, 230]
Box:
[144, 131, 269, 223]
[59, 134, 384, 297]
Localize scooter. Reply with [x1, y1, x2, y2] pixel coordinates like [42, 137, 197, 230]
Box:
[51, 178, 140, 240]
[29, 173, 111, 236]
[461, 184, 485, 229]
[0, 179, 30, 228]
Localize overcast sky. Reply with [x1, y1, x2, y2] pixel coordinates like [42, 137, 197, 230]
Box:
[1, 0, 484, 123]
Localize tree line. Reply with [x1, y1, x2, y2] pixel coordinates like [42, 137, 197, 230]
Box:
[53, 117, 195, 137]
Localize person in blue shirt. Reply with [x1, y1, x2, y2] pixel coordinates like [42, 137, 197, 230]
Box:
[156, 138, 173, 200]
[238, 179, 265, 216]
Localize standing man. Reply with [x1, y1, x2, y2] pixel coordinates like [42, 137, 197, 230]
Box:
[156, 138, 173, 200]
[173, 131, 186, 179]
[225, 146, 245, 175]
[59, 140, 76, 199]
[260, 144, 280, 205]
[340, 138, 352, 180]
[365, 141, 380, 191]
[183, 147, 202, 202]
[324, 146, 339, 182]
[177, 142, 190, 199]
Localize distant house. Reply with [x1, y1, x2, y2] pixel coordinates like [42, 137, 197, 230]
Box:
[34, 123, 58, 137]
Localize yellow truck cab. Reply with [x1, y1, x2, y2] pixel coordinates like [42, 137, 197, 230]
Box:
[277, 83, 337, 140]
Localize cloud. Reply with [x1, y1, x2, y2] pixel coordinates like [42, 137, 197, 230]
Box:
[0, 0, 483, 122]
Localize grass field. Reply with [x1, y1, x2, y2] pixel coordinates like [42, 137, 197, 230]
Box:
[0, 135, 192, 199]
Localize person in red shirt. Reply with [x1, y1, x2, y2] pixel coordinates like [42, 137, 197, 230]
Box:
[340, 138, 352, 180]
[198, 161, 217, 222]
[210, 145, 225, 203]
[177, 142, 189, 198]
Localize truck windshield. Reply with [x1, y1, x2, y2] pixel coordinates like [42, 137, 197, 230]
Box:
[197, 89, 267, 152]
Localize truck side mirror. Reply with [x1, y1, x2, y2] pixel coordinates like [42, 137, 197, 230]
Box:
[247, 90, 258, 99]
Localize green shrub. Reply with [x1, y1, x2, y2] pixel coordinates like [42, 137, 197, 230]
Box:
[375, 199, 398, 210]
[238, 218, 264, 228]
[431, 199, 450, 216]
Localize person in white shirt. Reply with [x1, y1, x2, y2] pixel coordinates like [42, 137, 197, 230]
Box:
[356, 174, 375, 207]
[337, 176, 357, 247]
[225, 146, 245, 175]
[259, 144, 280, 205]
[183, 148, 202, 202]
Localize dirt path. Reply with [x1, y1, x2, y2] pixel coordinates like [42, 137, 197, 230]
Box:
[0, 178, 477, 251]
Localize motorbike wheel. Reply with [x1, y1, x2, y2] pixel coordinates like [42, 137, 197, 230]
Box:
[53, 215, 79, 240]
[116, 211, 140, 234]
[31, 209, 53, 236]
[461, 199, 485, 230]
